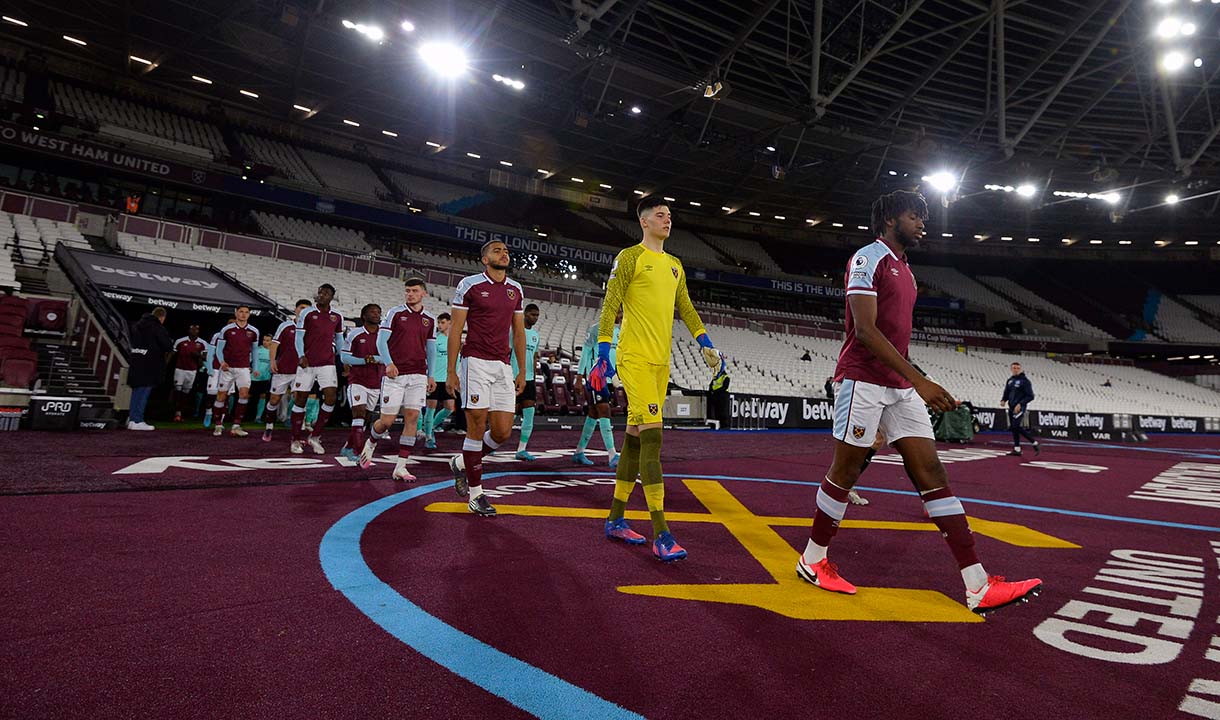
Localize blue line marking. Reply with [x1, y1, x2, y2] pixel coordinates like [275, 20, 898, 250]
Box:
[320, 467, 1220, 717]
[319, 478, 644, 720]
[1037, 438, 1220, 460]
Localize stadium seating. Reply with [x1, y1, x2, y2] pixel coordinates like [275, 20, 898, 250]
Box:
[237, 134, 320, 185]
[699, 233, 784, 274]
[1183, 295, 1220, 318]
[251, 212, 372, 254]
[297, 149, 388, 199]
[384, 171, 485, 209]
[915, 266, 1022, 317]
[1150, 295, 1220, 344]
[0, 64, 24, 103]
[52, 82, 227, 160]
[0, 220, 20, 291]
[976, 275, 1112, 339]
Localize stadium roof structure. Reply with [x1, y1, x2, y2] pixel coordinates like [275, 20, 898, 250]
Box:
[5, 0, 1220, 246]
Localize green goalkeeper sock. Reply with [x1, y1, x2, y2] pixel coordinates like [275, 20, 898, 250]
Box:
[638, 428, 667, 534]
[423, 407, 436, 438]
[432, 407, 451, 430]
[608, 433, 641, 521]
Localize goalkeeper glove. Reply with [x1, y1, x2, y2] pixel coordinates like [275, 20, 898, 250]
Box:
[696, 333, 722, 370]
[589, 341, 615, 392]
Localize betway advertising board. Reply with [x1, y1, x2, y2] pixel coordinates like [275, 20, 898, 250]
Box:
[728, 393, 1214, 434]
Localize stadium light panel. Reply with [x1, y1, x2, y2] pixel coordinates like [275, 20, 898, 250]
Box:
[1027, 237, 1040, 243]
[382, 130, 398, 137]
[630, 106, 641, 114]
[634, 190, 646, 195]
[2, 16, 28, 26]
[689, 201, 701, 206]
[537, 232, 547, 237]
[1162, 51, 1186, 72]
[240, 89, 259, 98]
[857, 225, 869, 230]
[774, 215, 786, 220]
[1001, 236, 1013, 241]
[1156, 17, 1182, 38]
[570, 177, 584, 182]
[888, 170, 897, 176]
[721, 206, 732, 212]
[974, 235, 985, 240]
[1016, 183, 1036, 197]
[599, 183, 612, 189]
[293, 104, 313, 112]
[1195, 58, 1204, 68]
[343, 119, 360, 127]
[538, 168, 550, 174]
[1061, 238, 1072, 244]
[362, 25, 384, 42]
[342, 19, 356, 29]
[1119, 240, 1132, 245]
[466, 152, 481, 159]
[130, 55, 153, 65]
[922, 172, 958, 193]
[401, 20, 415, 33]
[1185, 240, 1199, 245]
[1089, 240, 1103, 244]
[419, 42, 468, 78]
[942, 233, 953, 237]
[748, 211, 761, 217]
[63, 35, 87, 46]
[191, 75, 212, 84]
[1166, 193, 1180, 204]
[832, 222, 843, 227]
[1181, 22, 1196, 35]
[663, 196, 676, 202]
[426, 141, 443, 148]
[499, 160, 513, 166]
[765, 145, 777, 152]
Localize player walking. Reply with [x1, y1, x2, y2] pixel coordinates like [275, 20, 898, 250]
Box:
[261, 299, 312, 442]
[422, 312, 455, 449]
[357, 278, 436, 480]
[171, 324, 206, 422]
[513, 303, 542, 461]
[446, 241, 527, 516]
[592, 197, 723, 561]
[1002, 361, 1041, 456]
[797, 190, 1041, 615]
[211, 306, 259, 437]
[341, 304, 385, 463]
[573, 311, 621, 467]
[291, 284, 344, 455]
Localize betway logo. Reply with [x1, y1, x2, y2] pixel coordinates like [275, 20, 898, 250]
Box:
[973, 410, 996, 428]
[1037, 411, 1069, 428]
[801, 399, 832, 421]
[731, 396, 789, 424]
[192, 303, 222, 312]
[1139, 416, 1167, 431]
[1074, 414, 1105, 429]
[1171, 416, 1200, 432]
[91, 263, 219, 289]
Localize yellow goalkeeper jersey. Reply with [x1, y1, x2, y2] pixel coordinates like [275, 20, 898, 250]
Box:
[598, 243, 706, 366]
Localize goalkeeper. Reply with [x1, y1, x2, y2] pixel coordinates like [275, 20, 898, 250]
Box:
[590, 197, 723, 562]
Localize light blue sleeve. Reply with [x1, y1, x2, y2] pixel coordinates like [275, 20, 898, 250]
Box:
[340, 331, 364, 365]
[250, 333, 257, 369]
[376, 329, 393, 366]
[426, 338, 437, 377]
[205, 342, 216, 374]
[294, 309, 307, 358]
[215, 334, 227, 366]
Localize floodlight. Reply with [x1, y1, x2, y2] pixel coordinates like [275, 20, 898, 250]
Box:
[419, 42, 468, 78]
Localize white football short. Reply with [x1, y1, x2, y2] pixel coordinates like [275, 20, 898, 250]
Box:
[294, 365, 338, 392]
[217, 367, 251, 393]
[206, 371, 219, 396]
[173, 368, 196, 393]
[832, 378, 934, 448]
[460, 356, 516, 413]
[379, 373, 427, 414]
[348, 383, 379, 413]
[270, 373, 296, 396]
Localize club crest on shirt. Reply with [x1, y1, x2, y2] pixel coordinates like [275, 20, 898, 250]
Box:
[671, 266, 679, 279]
[648, 403, 659, 415]
[470, 394, 480, 403]
[507, 288, 516, 300]
[422, 318, 431, 327]
[852, 424, 866, 440]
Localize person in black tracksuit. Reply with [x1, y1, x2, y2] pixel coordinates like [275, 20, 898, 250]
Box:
[1001, 361, 1040, 456]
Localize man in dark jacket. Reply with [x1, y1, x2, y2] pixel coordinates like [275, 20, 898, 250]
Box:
[127, 306, 173, 430]
[1001, 361, 1040, 456]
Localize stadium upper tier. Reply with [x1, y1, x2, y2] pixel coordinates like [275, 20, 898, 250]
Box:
[107, 229, 1220, 417]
